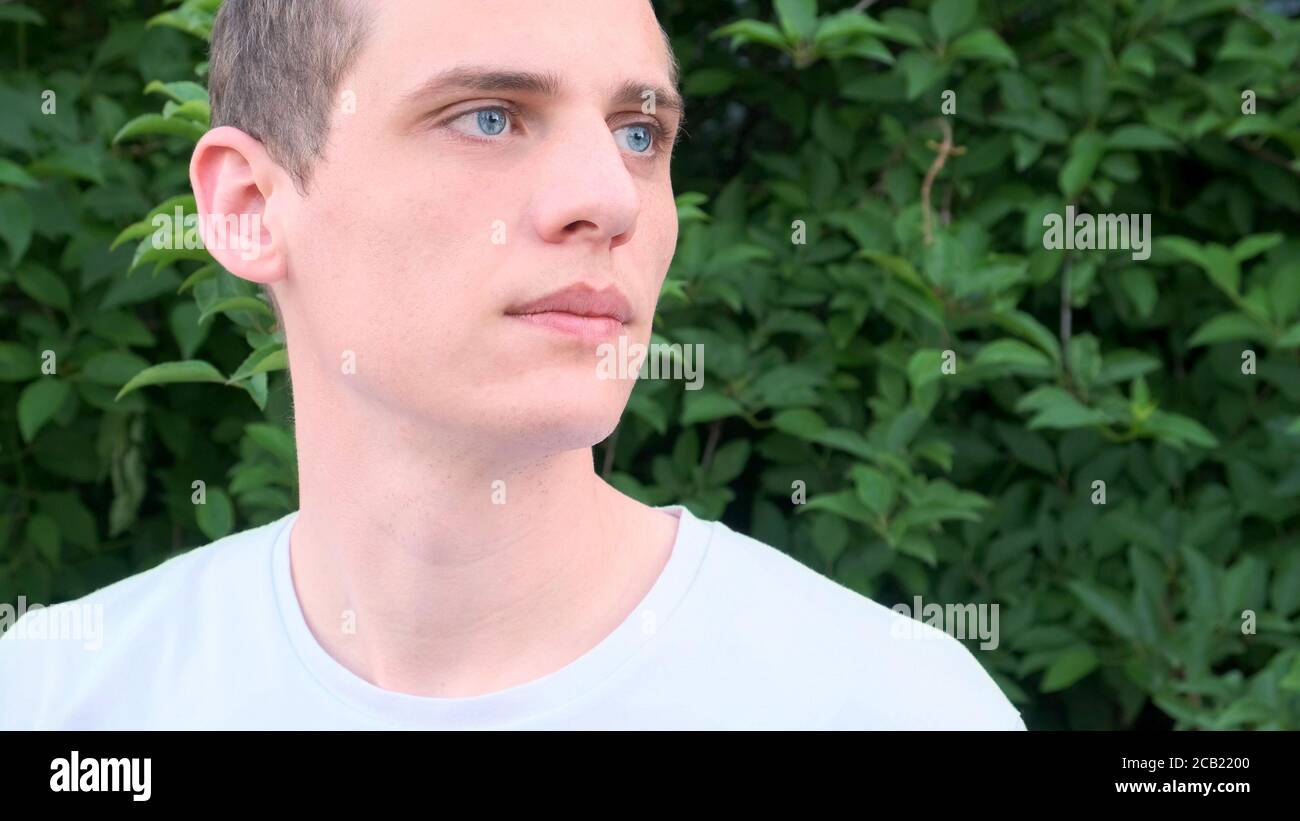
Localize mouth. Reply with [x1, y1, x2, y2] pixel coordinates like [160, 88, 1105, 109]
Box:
[505, 283, 633, 343]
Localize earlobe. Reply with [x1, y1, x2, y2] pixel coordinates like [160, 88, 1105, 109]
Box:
[189, 125, 288, 285]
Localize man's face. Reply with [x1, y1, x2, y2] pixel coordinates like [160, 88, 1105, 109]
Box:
[277, 0, 681, 454]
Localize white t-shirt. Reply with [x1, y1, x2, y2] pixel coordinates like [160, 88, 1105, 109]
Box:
[0, 506, 1026, 730]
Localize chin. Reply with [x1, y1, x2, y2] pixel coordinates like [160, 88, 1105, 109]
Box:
[524, 411, 623, 455]
[459, 374, 633, 456]
[525, 379, 630, 448]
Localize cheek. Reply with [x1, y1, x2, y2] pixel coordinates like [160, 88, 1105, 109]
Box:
[660, 200, 680, 272]
[638, 184, 679, 288]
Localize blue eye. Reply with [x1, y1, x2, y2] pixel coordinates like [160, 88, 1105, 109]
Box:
[617, 124, 655, 154]
[476, 108, 508, 136]
[446, 106, 513, 141]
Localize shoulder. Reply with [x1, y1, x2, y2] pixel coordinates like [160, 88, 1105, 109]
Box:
[0, 513, 292, 729]
[685, 512, 1026, 730]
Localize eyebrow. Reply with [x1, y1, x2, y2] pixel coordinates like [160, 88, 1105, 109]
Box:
[401, 66, 686, 119]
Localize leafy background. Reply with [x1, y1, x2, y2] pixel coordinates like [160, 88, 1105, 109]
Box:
[2, 0, 1299, 729]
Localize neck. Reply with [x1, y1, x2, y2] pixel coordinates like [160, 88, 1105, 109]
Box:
[282, 357, 678, 698]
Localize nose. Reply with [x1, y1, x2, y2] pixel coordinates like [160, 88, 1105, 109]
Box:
[527, 114, 641, 250]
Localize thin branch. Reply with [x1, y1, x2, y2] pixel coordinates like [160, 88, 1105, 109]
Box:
[600, 425, 620, 478]
[1234, 138, 1299, 175]
[1060, 255, 1074, 380]
[921, 119, 966, 245]
[700, 420, 723, 471]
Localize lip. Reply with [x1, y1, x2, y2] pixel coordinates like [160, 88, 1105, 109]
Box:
[505, 283, 633, 342]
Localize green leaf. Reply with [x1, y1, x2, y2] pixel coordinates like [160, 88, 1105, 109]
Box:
[1281, 655, 1300, 692]
[947, 28, 1017, 66]
[827, 35, 895, 64]
[1059, 130, 1106, 198]
[18, 379, 71, 443]
[992, 310, 1062, 363]
[991, 109, 1069, 143]
[712, 19, 790, 51]
[1231, 233, 1283, 263]
[1119, 42, 1155, 77]
[874, 15, 927, 47]
[683, 69, 735, 96]
[197, 296, 275, 325]
[850, 465, 894, 517]
[803, 489, 877, 525]
[860, 249, 930, 293]
[930, 0, 977, 42]
[896, 532, 937, 565]
[128, 235, 213, 276]
[80, 351, 152, 388]
[775, 0, 818, 41]
[898, 50, 946, 99]
[1067, 334, 1103, 390]
[1040, 646, 1100, 692]
[1150, 30, 1194, 66]
[1067, 580, 1138, 641]
[813, 11, 892, 46]
[772, 408, 827, 438]
[0, 342, 40, 382]
[143, 80, 209, 104]
[195, 485, 235, 541]
[1156, 235, 1206, 266]
[995, 424, 1057, 475]
[810, 512, 849, 563]
[707, 439, 751, 485]
[88, 311, 156, 347]
[906, 348, 947, 391]
[1096, 350, 1160, 385]
[1106, 124, 1180, 151]
[0, 157, 38, 189]
[111, 194, 198, 251]
[0, 4, 45, 24]
[681, 390, 745, 425]
[1143, 411, 1219, 450]
[244, 422, 297, 468]
[625, 391, 668, 435]
[16, 265, 71, 311]
[169, 301, 210, 360]
[0, 191, 33, 265]
[29, 146, 104, 185]
[227, 345, 288, 383]
[1200, 245, 1241, 297]
[1118, 267, 1158, 318]
[973, 338, 1055, 377]
[1017, 387, 1109, 430]
[114, 360, 227, 400]
[1187, 312, 1268, 347]
[1278, 324, 1300, 348]
[147, 6, 215, 39]
[113, 114, 208, 144]
[1179, 543, 1220, 626]
[164, 99, 211, 125]
[26, 514, 60, 564]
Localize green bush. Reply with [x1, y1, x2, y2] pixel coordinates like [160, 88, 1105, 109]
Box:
[2, 0, 1299, 729]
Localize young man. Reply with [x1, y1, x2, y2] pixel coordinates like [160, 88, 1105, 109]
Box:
[0, 0, 1025, 730]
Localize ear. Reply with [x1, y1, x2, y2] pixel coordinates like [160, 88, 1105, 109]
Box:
[189, 126, 293, 286]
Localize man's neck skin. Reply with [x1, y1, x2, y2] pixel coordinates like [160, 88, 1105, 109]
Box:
[284, 362, 680, 699]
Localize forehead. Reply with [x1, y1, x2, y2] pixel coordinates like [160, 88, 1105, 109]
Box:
[354, 0, 676, 96]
